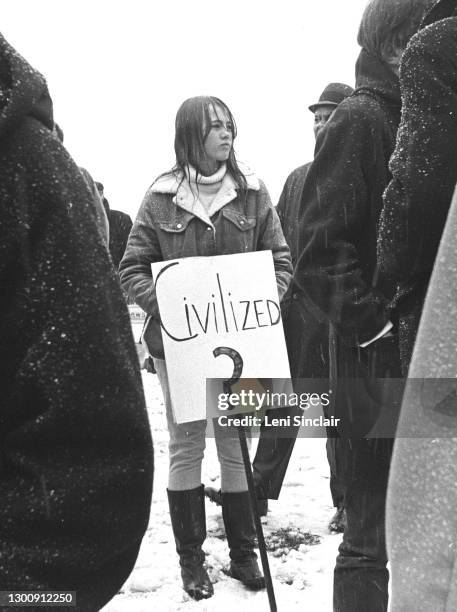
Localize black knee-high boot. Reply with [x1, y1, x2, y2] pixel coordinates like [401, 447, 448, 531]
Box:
[167, 485, 214, 600]
[221, 491, 266, 590]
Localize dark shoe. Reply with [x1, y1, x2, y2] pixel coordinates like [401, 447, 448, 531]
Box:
[167, 485, 214, 600]
[206, 487, 268, 517]
[222, 491, 266, 591]
[328, 505, 347, 534]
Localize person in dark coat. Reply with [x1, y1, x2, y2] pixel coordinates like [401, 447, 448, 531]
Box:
[96, 182, 133, 269]
[377, 0, 457, 374]
[0, 33, 153, 610]
[384, 6, 457, 606]
[294, 1, 433, 610]
[251, 82, 353, 533]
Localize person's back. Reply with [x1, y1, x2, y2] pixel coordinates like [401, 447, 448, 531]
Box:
[294, 1, 434, 610]
[0, 33, 153, 609]
[378, 0, 457, 372]
[251, 83, 353, 532]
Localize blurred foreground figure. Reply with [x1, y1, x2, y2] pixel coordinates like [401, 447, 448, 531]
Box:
[52, 123, 110, 246]
[294, 0, 433, 610]
[0, 33, 153, 609]
[387, 186, 457, 609]
[386, 2, 457, 610]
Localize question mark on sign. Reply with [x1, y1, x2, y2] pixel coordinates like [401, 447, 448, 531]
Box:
[213, 347, 243, 410]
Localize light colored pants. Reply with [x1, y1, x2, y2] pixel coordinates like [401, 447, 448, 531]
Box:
[155, 358, 248, 492]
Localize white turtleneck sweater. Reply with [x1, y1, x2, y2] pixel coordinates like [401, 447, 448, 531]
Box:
[186, 164, 227, 212]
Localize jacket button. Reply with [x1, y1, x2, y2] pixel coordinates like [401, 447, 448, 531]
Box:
[240, 220, 245, 225]
[207, 226, 212, 231]
[176, 223, 182, 229]
[292, 292, 299, 300]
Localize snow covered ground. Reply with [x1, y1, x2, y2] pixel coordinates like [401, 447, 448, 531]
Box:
[102, 373, 342, 612]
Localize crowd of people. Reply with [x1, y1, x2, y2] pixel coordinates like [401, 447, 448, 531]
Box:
[2, 0, 457, 610]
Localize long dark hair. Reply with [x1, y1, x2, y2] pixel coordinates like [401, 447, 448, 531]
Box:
[172, 96, 247, 193]
[357, 0, 435, 60]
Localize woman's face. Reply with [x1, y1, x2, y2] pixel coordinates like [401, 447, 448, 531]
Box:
[202, 104, 233, 167]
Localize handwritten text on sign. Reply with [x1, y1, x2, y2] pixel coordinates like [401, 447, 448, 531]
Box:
[151, 251, 291, 423]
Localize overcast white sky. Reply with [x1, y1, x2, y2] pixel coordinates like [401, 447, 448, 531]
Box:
[3, 0, 367, 217]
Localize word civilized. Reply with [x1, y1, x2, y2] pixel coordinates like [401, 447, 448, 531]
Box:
[156, 265, 281, 343]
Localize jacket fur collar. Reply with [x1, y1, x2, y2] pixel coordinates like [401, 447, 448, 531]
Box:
[151, 161, 260, 194]
[150, 162, 260, 227]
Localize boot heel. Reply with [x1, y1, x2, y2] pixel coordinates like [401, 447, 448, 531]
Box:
[229, 559, 266, 590]
[222, 491, 266, 591]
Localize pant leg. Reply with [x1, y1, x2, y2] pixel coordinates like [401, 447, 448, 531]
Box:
[213, 419, 248, 493]
[155, 358, 206, 491]
[252, 297, 330, 500]
[332, 333, 401, 612]
[333, 438, 393, 612]
[252, 407, 300, 499]
[327, 436, 345, 508]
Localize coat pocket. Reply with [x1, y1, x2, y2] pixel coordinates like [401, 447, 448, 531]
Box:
[221, 208, 257, 231]
[157, 215, 192, 233]
[156, 213, 194, 259]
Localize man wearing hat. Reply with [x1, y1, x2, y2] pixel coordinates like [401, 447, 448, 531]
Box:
[251, 82, 353, 530]
[276, 83, 354, 274]
[310, 83, 355, 140]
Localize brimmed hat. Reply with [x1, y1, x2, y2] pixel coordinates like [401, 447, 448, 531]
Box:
[308, 82, 354, 113]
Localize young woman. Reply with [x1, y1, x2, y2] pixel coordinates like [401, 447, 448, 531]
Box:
[120, 96, 291, 600]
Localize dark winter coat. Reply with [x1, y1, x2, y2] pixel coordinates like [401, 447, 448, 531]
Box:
[296, 49, 400, 349]
[276, 163, 311, 268]
[0, 34, 153, 610]
[377, 13, 457, 372]
[120, 167, 292, 357]
[276, 163, 329, 379]
[103, 198, 133, 269]
[295, 49, 403, 435]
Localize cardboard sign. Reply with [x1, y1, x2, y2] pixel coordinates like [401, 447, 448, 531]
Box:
[151, 251, 291, 423]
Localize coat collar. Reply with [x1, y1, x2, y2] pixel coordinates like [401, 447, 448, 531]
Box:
[151, 162, 260, 227]
[355, 49, 401, 107]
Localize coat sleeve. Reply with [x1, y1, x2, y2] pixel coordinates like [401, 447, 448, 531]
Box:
[378, 19, 457, 309]
[256, 180, 293, 301]
[119, 191, 163, 317]
[275, 174, 290, 225]
[295, 103, 390, 345]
